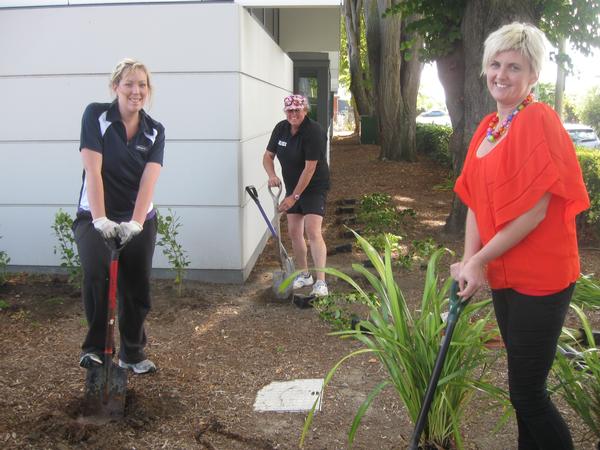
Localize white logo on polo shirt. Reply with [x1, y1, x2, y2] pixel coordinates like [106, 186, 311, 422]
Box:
[278, 140, 287, 147]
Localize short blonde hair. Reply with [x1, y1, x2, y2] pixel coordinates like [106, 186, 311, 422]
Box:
[110, 58, 152, 98]
[481, 22, 546, 77]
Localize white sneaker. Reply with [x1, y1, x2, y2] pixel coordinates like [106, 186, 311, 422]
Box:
[311, 280, 329, 297]
[293, 273, 314, 289]
[118, 359, 157, 374]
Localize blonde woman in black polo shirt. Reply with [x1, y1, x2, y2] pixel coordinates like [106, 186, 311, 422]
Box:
[263, 95, 331, 297]
[73, 59, 165, 374]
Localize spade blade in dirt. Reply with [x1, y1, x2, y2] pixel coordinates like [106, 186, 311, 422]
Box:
[82, 361, 128, 419]
[273, 270, 293, 299]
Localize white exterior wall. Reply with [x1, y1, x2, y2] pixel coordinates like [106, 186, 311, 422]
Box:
[0, 2, 294, 282]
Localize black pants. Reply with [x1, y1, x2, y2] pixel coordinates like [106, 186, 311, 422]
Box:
[73, 214, 157, 364]
[492, 284, 575, 450]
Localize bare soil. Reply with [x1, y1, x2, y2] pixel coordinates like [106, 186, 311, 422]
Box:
[1, 139, 599, 450]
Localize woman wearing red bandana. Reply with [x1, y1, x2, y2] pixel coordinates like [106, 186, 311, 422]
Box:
[263, 95, 330, 297]
[451, 23, 589, 449]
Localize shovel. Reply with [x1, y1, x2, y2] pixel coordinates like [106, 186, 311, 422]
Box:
[82, 238, 128, 419]
[408, 281, 471, 450]
[246, 185, 295, 299]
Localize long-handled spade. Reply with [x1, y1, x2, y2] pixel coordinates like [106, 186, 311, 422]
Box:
[245, 185, 295, 299]
[409, 281, 471, 450]
[82, 238, 128, 420]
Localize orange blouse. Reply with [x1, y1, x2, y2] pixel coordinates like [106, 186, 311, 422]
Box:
[454, 102, 590, 294]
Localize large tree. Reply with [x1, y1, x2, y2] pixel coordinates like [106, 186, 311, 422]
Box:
[393, 0, 600, 233]
[365, 0, 423, 161]
[343, 0, 374, 118]
[344, 0, 423, 161]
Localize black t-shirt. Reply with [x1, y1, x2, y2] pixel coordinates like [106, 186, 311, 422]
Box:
[266, 116, 330, 195]
[78, 101, 165, 221]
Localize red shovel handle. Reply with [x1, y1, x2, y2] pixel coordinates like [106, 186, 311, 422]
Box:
[103, 238, 126, 359]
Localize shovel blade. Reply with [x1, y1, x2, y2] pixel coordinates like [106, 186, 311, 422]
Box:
[82, 362, 128, 419]
[273, 270, 293, 299]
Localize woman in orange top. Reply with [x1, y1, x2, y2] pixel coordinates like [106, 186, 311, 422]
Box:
[452, 23, 589, 450]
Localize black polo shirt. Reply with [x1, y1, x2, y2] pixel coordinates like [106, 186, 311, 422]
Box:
[267, 116, 330, 195]
[78, 101, 165, 221]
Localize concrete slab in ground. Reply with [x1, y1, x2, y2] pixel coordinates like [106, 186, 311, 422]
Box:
[253, 378, 324, 413]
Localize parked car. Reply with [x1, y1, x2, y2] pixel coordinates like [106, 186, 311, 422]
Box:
[416, 109, 452, 127]
[564, 123, 600, 149]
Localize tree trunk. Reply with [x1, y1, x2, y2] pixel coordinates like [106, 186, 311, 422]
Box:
[364, 0, 422, 161]
[398, 22, 423, 162]
[344, 0, 373, 117]
[442, 0, 540, 234]
[554, 37, 567, 118]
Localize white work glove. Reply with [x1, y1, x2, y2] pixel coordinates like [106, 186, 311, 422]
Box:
[92, 216, 119, 239]
[117, 220, 143, 244]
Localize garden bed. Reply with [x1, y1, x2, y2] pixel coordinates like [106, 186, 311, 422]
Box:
[1, 140, 599, 449]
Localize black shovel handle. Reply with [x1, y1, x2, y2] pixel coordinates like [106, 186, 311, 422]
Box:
[246, 185, 279, 239]
[409, 281, 471, 450]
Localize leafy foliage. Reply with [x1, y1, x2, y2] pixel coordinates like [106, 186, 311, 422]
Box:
[156, 209, 190, 297]
[385, 0, 465, 61]
[312, 292, 377, 331]
[357, 193, 402, 233]
[576, 149, 600, 236]
[539, 1, 600, 56]
[552, 304, 600, 440]
[52, 210, 81, 289]
[0, 236, 10, 286]
[572, 274, 600, 310]
[300, 240, 502, 448]
[416, 123, 453, 168]
[579, 86, 600, 134]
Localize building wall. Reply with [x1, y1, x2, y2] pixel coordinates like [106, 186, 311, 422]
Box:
[0, 2, 293, 282]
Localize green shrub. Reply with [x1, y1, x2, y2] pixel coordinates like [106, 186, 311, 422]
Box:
[0, 236, 9, 286]
[156, 208, 190, 297]
[299, 237, 503, 449]
[416, 123, 453, 168]
[51, 210, 81, 288]
[357, 193, 405, 234]
[576, 149, 600, 239]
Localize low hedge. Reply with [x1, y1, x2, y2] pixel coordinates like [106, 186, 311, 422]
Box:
[415, 123, 452, 168]
[415, 124, 600, 240]
[577, 148, 600, 240]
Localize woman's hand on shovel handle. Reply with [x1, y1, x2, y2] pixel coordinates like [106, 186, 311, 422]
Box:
[455, 257, 485, 298]
[268, 176, 281, 187]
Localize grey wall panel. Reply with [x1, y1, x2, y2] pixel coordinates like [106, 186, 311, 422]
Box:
[0, 206, 78, 266]
[279, 8, 340, 52]
[0, 205, 242, 270]
[239, 6, 292, 91]
[151, 206, 242, 270]
[154, 141, 239, 207]
[0, 3, 240, 76]
[151, 73, 240, 141]
[0, 142, 81, 205]
[0, 73, 239, 142]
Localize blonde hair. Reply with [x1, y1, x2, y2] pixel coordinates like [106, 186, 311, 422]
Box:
[481, 22, 546, 77]
[110, 58, 152, 99]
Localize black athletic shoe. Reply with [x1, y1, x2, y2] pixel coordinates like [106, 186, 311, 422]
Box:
[79, 353, 103, 369]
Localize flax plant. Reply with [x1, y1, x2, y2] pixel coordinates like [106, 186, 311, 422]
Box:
[572, 273, 600, 310]
[297, 233, 503, 449]
[552, 304, 600, 443]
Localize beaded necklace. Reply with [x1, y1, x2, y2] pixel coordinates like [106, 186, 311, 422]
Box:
[486, 93, 534, 143]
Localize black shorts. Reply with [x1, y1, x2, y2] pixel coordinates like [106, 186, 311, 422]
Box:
[287, 191, 327, 216]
